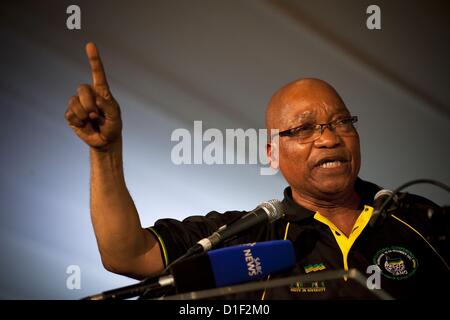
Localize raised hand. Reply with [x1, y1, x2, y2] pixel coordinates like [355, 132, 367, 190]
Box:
[65, 43, 122, 149]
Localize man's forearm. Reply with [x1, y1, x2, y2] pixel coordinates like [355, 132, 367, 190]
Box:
[89, 138, 153, 271]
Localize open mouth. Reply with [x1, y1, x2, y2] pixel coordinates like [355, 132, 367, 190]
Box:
[315, 157, 348, 169]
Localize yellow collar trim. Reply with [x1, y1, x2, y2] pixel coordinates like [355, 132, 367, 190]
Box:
[314, 205, 374, 272]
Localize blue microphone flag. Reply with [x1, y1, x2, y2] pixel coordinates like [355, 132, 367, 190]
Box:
[207, 240, 296, 287]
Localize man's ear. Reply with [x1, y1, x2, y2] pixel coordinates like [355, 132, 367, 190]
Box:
[267, 140, 279, 170]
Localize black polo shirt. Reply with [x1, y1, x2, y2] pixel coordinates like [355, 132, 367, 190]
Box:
[148, 178, 449, 299]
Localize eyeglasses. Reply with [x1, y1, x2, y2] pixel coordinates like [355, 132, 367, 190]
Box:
[277, 116, 358, 143]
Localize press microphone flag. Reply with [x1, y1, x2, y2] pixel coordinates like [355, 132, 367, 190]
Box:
[82, 240, 296, 299]
[171, 240, 296, 293]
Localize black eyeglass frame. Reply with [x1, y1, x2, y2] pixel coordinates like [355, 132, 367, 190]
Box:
[277, 115, 359, 139]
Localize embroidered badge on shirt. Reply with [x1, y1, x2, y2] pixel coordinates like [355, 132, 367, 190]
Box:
[290, 263, 327, 293]
[373, 246, 418, 280]
[304, 263, 326, 273]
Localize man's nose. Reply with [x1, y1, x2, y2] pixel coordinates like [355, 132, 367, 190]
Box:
[314, 125, 341, 148]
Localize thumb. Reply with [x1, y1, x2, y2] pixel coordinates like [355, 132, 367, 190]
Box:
[96, 95, 120, 120]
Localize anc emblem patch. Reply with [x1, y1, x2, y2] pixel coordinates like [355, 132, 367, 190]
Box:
[373, 246, 418, 280]
[289, 263, 327, 293]
[304, 263, 326, 273]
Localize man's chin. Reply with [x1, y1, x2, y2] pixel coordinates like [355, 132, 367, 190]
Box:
[313, 178, 354, 197]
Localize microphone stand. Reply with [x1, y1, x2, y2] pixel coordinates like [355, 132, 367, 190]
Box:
[81, 273, 174, 300]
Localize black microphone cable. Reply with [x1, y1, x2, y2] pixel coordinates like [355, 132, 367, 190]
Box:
[376, 179, 449, 224]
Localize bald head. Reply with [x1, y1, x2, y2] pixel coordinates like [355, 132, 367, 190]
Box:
[265, 78, 361, 205]
[265, 78, 347, 131]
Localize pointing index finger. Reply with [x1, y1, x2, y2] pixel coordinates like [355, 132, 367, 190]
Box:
[85, 42, 110, 97]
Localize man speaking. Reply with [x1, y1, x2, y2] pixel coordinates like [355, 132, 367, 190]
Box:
[65, 43, 448, 299]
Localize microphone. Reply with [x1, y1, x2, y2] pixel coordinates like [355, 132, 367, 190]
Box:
[171, 240, 296, 293]
[369, 189, 398, 227]
[194, 199, 285, 253]
[82, 240, 296, 300]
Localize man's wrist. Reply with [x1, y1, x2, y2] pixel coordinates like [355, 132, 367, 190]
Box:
[90, 137, 124, 170]
[90, 137, 122, 155]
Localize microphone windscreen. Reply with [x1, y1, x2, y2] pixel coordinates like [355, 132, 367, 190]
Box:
[374, 189, 394, 203]
[208, 240, 296, 287]
[171, 240, 296, 293]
